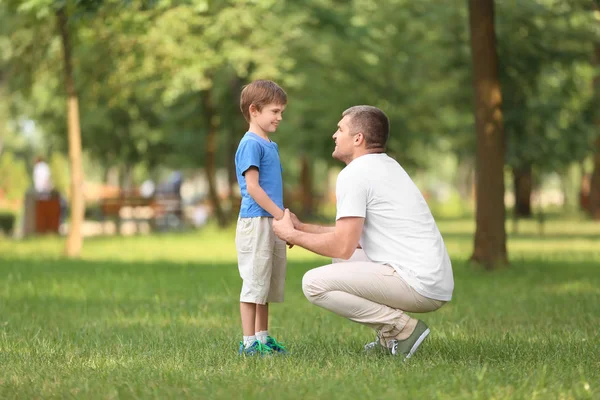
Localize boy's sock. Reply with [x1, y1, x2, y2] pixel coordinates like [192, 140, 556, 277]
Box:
[243, 335, 256, 349]
[256, 330, 268, 344]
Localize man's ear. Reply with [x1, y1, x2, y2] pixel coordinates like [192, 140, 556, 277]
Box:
[249, 104, 258, 115]
[354, 132, 365, 146]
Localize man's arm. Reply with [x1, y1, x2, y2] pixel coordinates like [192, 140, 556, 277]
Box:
[274, 210, 363, 259]
[245, 167, 284, 220]
[290, 212, 335, 234]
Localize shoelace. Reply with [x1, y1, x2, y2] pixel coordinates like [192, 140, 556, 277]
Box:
[260, 341, 273, 354]
[240, 341, 272, 355]
[267, 336, 287, 352]
[390, 340, 399, 356]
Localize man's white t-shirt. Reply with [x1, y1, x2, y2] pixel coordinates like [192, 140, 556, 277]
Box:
[335, 153, 454, 301]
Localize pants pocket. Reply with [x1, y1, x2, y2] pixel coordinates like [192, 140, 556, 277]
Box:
[253, 251, 273, 286]
[235, 218, 254, 253]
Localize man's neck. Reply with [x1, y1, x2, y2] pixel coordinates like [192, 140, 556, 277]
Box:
[347, 148, 385, 164]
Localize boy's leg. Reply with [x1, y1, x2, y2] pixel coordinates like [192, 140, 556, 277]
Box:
[255, 303, 268, 332]
[237, 217, 274, 305]
[241, 302, 257, 336]
[262, 228, 288, 352]
[266, 235, 287, 304]
[237, 217, 273, 352]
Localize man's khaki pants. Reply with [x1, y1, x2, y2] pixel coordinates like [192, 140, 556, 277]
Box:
[302, 250, 445, 340]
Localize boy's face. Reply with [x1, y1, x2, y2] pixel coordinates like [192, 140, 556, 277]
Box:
[251, 103, 286, 134]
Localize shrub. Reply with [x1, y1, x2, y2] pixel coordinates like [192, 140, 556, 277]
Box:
[0, 211, 16, 234]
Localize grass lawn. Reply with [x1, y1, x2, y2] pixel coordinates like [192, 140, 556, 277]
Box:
[0, 217, 599, 399]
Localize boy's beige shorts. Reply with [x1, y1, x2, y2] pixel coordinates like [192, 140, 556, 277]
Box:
[236, 217, 287, 304]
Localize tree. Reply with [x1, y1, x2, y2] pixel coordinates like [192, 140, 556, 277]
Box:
[1, 0, 88, 256]
[496, 1, 598, 219]
[468, 0, 508, 268]
[56, 5, 84, 257]
[589, 41, 600, 218]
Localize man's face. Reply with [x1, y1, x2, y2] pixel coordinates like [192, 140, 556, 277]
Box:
[332, 115, 356, 164]
[253, 103, 286, 134]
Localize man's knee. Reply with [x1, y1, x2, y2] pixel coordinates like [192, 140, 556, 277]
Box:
[302, 269, 323, 302]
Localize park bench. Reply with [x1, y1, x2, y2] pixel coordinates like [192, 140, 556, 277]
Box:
[99, 194, 184, 234]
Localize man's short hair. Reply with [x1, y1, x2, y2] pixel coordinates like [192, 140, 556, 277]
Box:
[342, 105, 390, 150]
[240, 80, 287, 123]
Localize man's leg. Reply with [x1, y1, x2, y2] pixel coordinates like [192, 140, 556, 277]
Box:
[302, 256, 443, 345]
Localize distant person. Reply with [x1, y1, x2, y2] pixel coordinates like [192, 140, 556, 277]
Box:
[33, 157, 52, 194]
[234, 80, 288, 356]
[192, 202, 209, 228]
[140, 179, 156, 198]
[273, 105, 454, 360]
[168, 171, 183, 199]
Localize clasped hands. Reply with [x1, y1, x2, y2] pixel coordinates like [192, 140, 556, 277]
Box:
[273, 209, 301, 248]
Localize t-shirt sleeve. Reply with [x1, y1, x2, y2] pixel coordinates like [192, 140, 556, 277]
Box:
[335, 169, 368, 220]
[236, 140, 262, 176]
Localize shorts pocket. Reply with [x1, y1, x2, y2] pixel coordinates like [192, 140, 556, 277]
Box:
[252, 251, 272, 286]
[235, 218, 254, 253]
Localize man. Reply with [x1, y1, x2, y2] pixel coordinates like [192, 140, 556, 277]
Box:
[272, 105, 454, 360]
[33, 157, 52, 194]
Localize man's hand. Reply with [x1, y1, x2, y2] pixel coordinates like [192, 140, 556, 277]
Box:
[273, 209, 295, 244]
[289, 210, 302, 230]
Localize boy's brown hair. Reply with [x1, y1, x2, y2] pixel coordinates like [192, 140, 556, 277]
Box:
[240, 80, 287, 123]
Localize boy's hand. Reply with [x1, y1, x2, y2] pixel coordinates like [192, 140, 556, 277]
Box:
[274, 209, 285, 221]
[273, 209, 295, 244]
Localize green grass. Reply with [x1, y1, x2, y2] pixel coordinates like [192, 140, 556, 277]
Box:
[0, 218, 599, 399]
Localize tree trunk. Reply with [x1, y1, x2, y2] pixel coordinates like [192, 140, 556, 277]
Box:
[226, 76, 244, 220]
[57, 8, 84, 258]
[589, 137, 600, 219]
[300, 153, 313, 217]
[579, 161, 590, 212]
[512, 164, 532, 218]
[589, 42, 600, 219]
[202, 89, 228, 228]
[468, 0, 508, 269]
[227, 130, 239, 216]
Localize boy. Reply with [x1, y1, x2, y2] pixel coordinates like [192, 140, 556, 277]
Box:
[235, 80, 288, 356]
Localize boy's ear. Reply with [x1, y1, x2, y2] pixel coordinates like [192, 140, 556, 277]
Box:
[249, 104, 258, 116]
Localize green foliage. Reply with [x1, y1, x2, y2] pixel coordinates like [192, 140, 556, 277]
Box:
[497, 0, 599, 173]
[0, 151, 30, 200]
[49, 151, 69, 195]
[0, 210, 15, 233]
[0, 0, 598, 199]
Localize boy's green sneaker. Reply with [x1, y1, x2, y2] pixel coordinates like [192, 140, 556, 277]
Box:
[238, 340, 273, 356]
[265, 336, 287, 354]
[386, 320, 430, 360]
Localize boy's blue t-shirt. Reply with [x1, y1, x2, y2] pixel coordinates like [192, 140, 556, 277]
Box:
[235, 132, 283, 218]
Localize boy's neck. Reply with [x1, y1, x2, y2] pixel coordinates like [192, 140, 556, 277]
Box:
[248, 123, 270, 141]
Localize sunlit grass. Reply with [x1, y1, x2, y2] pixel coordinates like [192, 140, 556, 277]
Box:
[0, 217, 599, 399]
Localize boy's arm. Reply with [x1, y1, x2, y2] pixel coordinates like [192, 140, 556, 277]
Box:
[290, 212, 335, 234]
[274, 210, 363, 259]
[245, 167, 284, 220]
